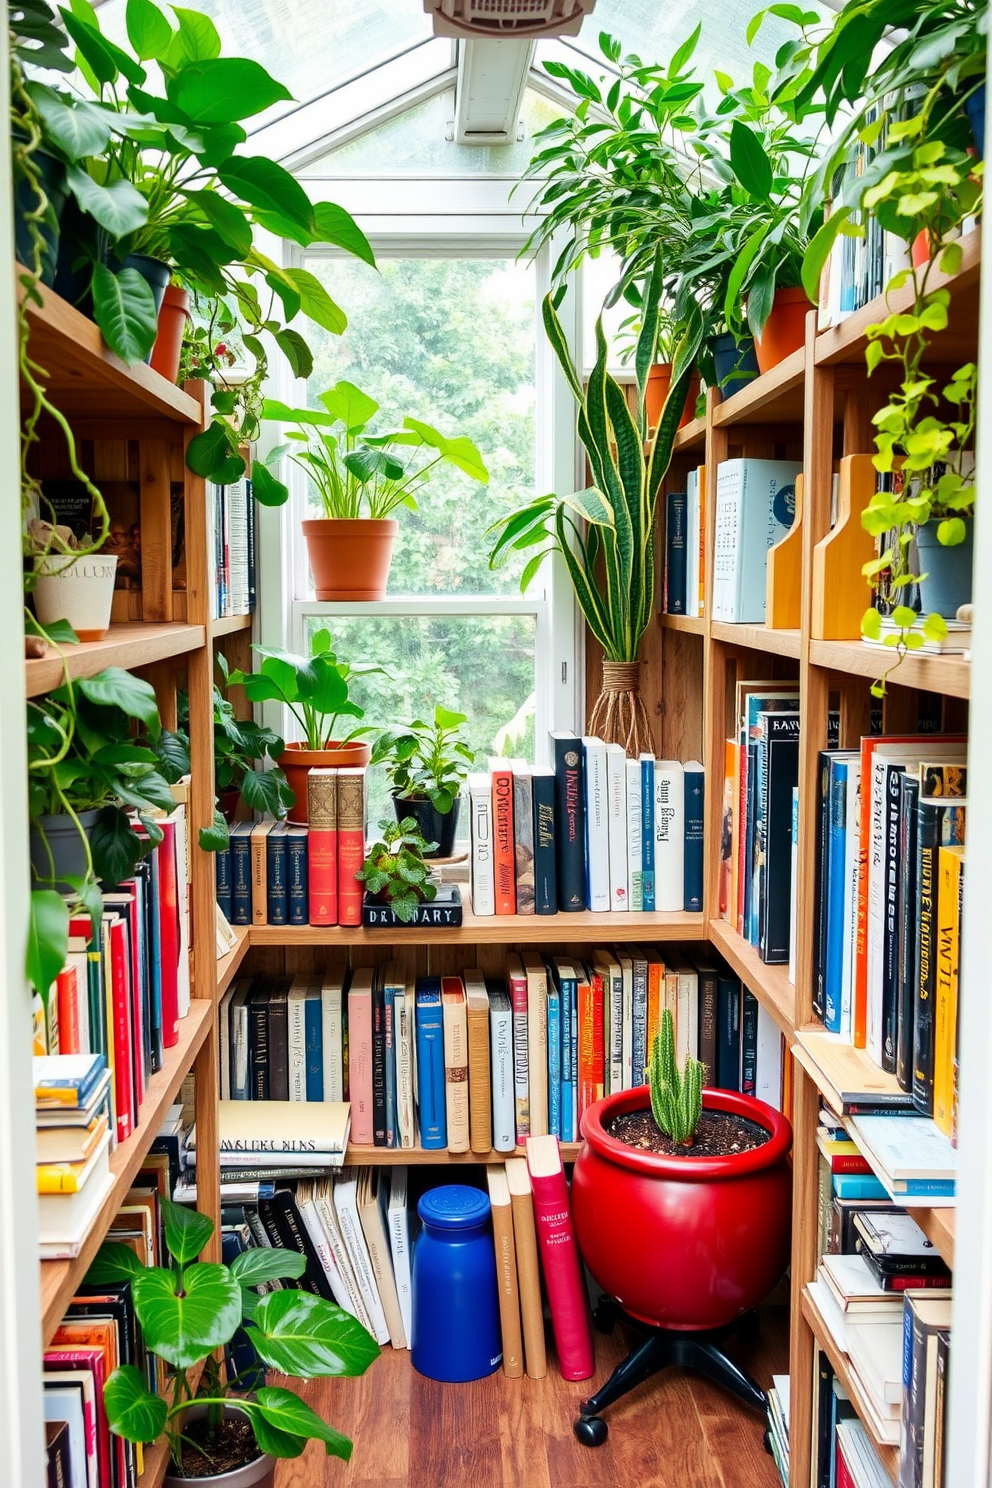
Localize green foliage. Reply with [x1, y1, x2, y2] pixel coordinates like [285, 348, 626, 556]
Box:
[370, 705, 475, 815]
[93, 1197, 378, 1471]
[356, 818, 438, 924]
[647, 1008, 705, 1146]
[228, 629, 381, 754]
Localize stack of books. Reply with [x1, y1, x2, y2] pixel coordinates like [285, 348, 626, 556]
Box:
[808, 1266, 903, 1450]
[767, 1374, 790, 1487]
[469, 736, 704, 917]
[215, 950, 788, 1152]
[835, 1419, 894, 1488]
[184, 1099, 351, 1186]
[663, 466, 706, 618]
[36, 1054, 114, 1260]
[209, 474, 257, 621]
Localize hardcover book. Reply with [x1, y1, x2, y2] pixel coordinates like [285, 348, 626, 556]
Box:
[337, 768, 366, 928]
[525, 1135, 594, 1380]
[441, 976, 470, 1154]
[581, 736, 610, 912]
[286, 829, 309, 925]
[683, 760, 705, 913]
[711, 459, 801, 623]
[531, 766, 558, 915]
[606, 743, 629, 911]
[550, 732, 586, 911]
[511, 765, 536, 915]
[653, 760, 685, 912]
[468, 772, 496, 916]
[464, 970, 493, 1155]
[486, 1165, 524, 1377]
[307, 769, 338, 926]
[503, 1157, 547, 1379]
[414, 979, 446, 1151]
[490, 761, 516, 915]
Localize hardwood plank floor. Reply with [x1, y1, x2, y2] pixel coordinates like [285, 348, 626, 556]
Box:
[274, 1304, 788, 1488]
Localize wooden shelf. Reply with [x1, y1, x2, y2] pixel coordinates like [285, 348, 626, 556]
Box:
[211, 613, 253, 638]
[673, 414, 707, 452]
[217, 927, 251, 997]
[249, 908, 707, 948]
[712, 345, 806, 427]
[40, 1000, 213, 1347]
[18, 270, 202, 424]
[343, 1142, 582, 1166]
[801, 1288, 899, 1483]
[815, 226, 982, 368]
[707, 920, 796, 1040]
[659, 611, 706, 634]
[25, 621, 206, 697]
[710, 622, 802, 659]
[809, 639, 970, 698]
[917, 1207, 956, 1271]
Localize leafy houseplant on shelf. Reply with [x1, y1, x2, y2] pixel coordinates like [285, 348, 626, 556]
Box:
[91, 1196, 379, 1486]
[228, 630, 380, 824]
[356, 818, 439, 925]
[255, 381, 489, 601]
[489, 257, 701, 755]
[26, 518, 118, 641]
[371, 705, 475, 858]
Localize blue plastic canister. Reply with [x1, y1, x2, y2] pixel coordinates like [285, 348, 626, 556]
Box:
[410, 1185, 502, 1382]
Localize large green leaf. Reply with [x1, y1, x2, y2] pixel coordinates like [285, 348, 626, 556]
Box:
[125, 0, 172, 59]
[104, 1365, 168, 1445]
[87, 1240, 147, 1284]
[295, 658, 349, 716]
[185, 421, 245, 483]
[162, 6, 221, 68]
[91, 264, 159, 364]
[162, 1195, 213, 1264]
[251, 461, 290, 509]
[246, 1411, 306, 1459]
[311, 203, 375, 266]
[60, 6, 146, 87]
[319, 382, 378, 432]
[65, 167, 148, 237]
[230, 1248, 306, 1287]
[238, 766, 292, 817]
[282, 268, 346, 334]
[133, 1263, 241, 1368]
[27, 85, 113, 160]
[402, 419, 488, 483]
[273, 328, 314, 380]
[26, 890, 70, 998]
[168, 59, 292, 123]
[247, 1290, 380, 1378]
[561, 486, 615, 528]
[254, 1387, 353, 1461]
[218, 159, 315, 238]
[729, 120, 773, 200]
[77, 669, 160, 727]
[179, 189, 252, 257]
[89, 807, 141, 887]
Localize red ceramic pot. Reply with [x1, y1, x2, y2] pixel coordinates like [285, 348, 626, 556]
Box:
[572, 1087, 792, 1332]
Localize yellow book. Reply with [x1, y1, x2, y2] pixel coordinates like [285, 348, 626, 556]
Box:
[933, 845, 964, 1136]
[441, 976, 470, 1154]
[250, 821, 272, 926]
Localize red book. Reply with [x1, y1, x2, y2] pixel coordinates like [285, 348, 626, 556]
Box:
[103, 889, 145, 1107]
[337, 767, 365, 928]
[507, 952, 529, 1145]
[827, 1153, 873, 1174]
[45, 1341, 112, 1488]
[835, 1441, 856, 1488]
[589, 965, 605, 1106]
[307, 768, 338, 926]
[490, 764, 516, 914]
[155, 821, 181, 1047]
[55, 965, 81, 1054]
[104, 914, 134, 1141]
[525, 1134, 594, 1380]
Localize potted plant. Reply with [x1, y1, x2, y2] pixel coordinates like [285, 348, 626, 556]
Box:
[228, 629, 379, 824]
[27, 518, 118, 640]
[90, 1196, 378, 1485]
[254, 381, 489, 601]
[570, 1009, 792, 1336]
[371, 705, 475, 858]
[489, 258, 701, 755]
[356, 818, 439, 924]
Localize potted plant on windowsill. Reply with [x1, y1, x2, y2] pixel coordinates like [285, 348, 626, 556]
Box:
[371, 704, 475, 858]
[228, 629, 381, 824]
[90, 1196, 378, 1486]
[254, 380, 489, 601]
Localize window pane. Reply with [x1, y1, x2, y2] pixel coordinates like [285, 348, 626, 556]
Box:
[303, 612, 536, 829]
[297, 257, 537, 597]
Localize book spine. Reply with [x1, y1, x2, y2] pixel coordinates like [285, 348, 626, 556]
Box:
[337, 769, 365, 927]
[532, 773, 558, 915]
[758, 720, 800, 964]
[716, 975, 741, 1091]
[108, 922, 135, 1140]
[552, 736, 586, 911]
[896, 776, 921, 1092]
[304, 994, 323, 1102]
[230, 829, 252, 926]
[577, 973, 597, 1119]
[215, 846, 232, 922]
[933, 848, 962, 1137]
[582, 739, 610, 912]
[914, 801, 942, 1115]
[526, 964, 549, 1138]
[606, 746, 628, 911]
[442, 986, 470, 1154]
[509, 964, 529, 1143]
[307, 771, 338, 926]
[490, 1000, 515, 1153]
[508, 1178, 547, 1379]
[739, 988, 758, 1096]
[347, 986, 373, 1145]
[625, 760, 643, 912]
[881, 763, 904, 1072]
[697, 968, 718, 1085]
[469, 776, 496, 917]
[813, 752, 831, 1019]
[371, 979, 386, 1147]
[467, 1001, 493, 1156]
[547, 987, 561, 1139]
[266, 828, 288, 927]
[558, 974, 574, 1140]
[683, 763, 704, 913]
[607, 966, 623, 1095]
[383, 982, 396, 1147]
[395, 990, 414, 1148]
[526, 1146, 594, 1380]
[640, 755, 655, 910]
[823, 760, 848, 1033]
[491, 768, 516, 915]
[630, 960, 647, 1087]
[489, 1193, 524, 1377]
[665, 490, 687, 614]
[654, 762, 685, 912]
[251, 826, 268, 926]
[287, 990, 307, 1102]
[286, 829, 309, 926]
[415, 990, 447, 1150]
[512, 772, 535, 915]
[157, 821, 181, 1047]
[321, 988, 343, 1103]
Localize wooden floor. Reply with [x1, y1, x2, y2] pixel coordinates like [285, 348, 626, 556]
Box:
[274, 1303, 788, 1488]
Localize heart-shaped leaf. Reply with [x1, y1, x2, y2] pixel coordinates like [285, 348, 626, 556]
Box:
[92, 264, 159, 364]
[125, 0, 172, 60]
[185, 421, 245, 484]
[162, 1195, 213, 1265]
[66, 168, 148, 238]
[90, 807, 142, 887]
[282, 269, 347, 334]
[248, 1289, 379, 1378]
[77, 669, 161, 727]
[219, 159, 314, 238]
[311, 203, 375, 265]
[104, 1364, 168, 1444]
[255, 1387, 353, 1460]
[87, 1240, 147, 1284]
[169, 58, 292, 123]
[250, 461, 289, 509]
[133, 1263, 241, 1368]
[230, 1248, 307, 1287]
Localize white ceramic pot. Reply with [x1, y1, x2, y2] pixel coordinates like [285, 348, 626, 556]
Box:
[33, 555, 117, 641]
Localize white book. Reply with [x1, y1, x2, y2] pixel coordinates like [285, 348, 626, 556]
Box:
[846, 1316, 904, 1409]
[836, 1420, 893, 1488]
[358, 1167, 407, 1349]
[167, 803, 192, 1018]
[467, 772, 496, 916]
[605, 743, 629, 911]
[711, 459, 802, 623]
[333, 1173, 390, 1345]
[755, 1003, 783, 1110]
[321, 971, 345, 1102]
[43, 1384, 88, 1488]
[218, 982, 236, 1102]
[287, 975, 308, 1102]
[594, 951, 624, 1094]
[669, 952, 698, 1062]
[228, 980, 252, 1101]
[387, 1166, 413, 1345]
[840, 761, 862, 1039]
[296, 1180, 354, 1314]
[625, 759, 643, 911]
[37, 1151, 113, 1257]
[653, 760, 685, 911]
[616, 951, 634, 1090]
[847, 1115, 958, 1186]
[686, 467, 699, 621]
[394, 982, 415, 1149]
[488, 983, 515, 1152]
[581, 737, 610, 911]
[312, 1177, 373, 1333]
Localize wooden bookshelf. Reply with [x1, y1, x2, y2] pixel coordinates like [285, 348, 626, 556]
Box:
[917, 1208, 956, 1271]
[673, 413, 707, 452]
[25, 621, 206, 697]
[250, 907, 707, 948]
[801, 1287, 899, 1484]
[40, 999, 213, 1345]
[211, 612, 254, 638]
[658, 610, 706, 635]
[217, 925, 251, 996]
[342, 1142, 582, 1166]
[809, 638, 970, 698]
[711, 343, 806, 427]
[706, 920, 796, 1041]
[710, 622, 802, 659]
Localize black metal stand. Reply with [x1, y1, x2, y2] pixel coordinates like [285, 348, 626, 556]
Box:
[573, 1300, 768, 1447]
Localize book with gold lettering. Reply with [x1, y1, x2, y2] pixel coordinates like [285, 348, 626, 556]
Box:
[441, 976, 469, 1154]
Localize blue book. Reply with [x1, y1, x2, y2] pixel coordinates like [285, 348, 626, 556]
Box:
[304, 983, 323, 1102]
[415, 979, 447, 1150]
[286, 827, 308, 926]
[823, 757, 855, 1034]
[229, 823, 252, 926]
[832, 1173, 889, 1200]
[716, 972, 741, 1091]
[547, 976, 561, 1140]
[894, 1179, 956, 1198]
[532, 767, 558, 915]
[639, 754, 655, 910]
[266, 823, 288, 926]
[215, 845, 233, 921]
[665, 490, 688, 614]
[683, 761, 704, 913]
[552, 961, 575, 1143]
[550, 731, 586, 911]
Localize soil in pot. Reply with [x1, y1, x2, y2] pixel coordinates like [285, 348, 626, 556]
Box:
[606, 1108, 771, 1159]
[170, 1414, 262, 1479]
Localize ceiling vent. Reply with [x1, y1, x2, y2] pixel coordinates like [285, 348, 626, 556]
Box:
[425, 0, 597, 39]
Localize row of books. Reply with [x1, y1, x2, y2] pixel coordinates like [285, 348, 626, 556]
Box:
[767, 1373, 790, 1488]
[719, 678, 801, 967]
[469, 736, 705, 917]
[711, 459, 801, 624]
[215, 766, 366, 927]
[812, 734, 966, 1133]
[211, 947, 789, 1156]
[208, 474, 257, 621]
[663, 466, 706, 618]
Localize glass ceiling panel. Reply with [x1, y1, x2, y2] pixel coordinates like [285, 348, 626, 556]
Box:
[92, 0, 438, 121]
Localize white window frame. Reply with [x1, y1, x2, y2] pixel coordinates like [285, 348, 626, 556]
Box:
[256, 187, 584, 758]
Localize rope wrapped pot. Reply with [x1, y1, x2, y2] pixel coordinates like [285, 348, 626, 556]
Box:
[587, 660, 652, 757]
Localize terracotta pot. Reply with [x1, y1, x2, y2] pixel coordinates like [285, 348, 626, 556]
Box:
[572, 1087, 792, 1331]
[278, 739, 372, 824]
[912, 229, 932, 269]
[302, 518, 398, 601]
[754, 286, 812, 375]
[163, 1404, 275, 1487]
[150, 284, 191, 383]
[644, 364, 699, 431]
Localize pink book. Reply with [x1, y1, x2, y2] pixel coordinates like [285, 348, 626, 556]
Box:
[44, 1345, 111, 1487]
[525, 1133, 594, 1380]
[506, 952, 529, 1145]
[347, 968, 374, 1144]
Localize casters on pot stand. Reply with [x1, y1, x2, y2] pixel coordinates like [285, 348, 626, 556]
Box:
[573, 1413, 609, 1447]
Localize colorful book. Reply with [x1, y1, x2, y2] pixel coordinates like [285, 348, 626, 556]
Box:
[525, 1135, 594, 1380]
[531, 766, 557, 915]
[511, 765, 536, 915]
[550, 731, 586, 911]
[464, 971, 493, 1156]
[414, 978, 446, 1151]
[490, 761, 517, 915]
[307, 769, 338, 927]
[346, 969, 373, 1145]
[581, 736, 610, 912]
[336, 768, 365, 928]
[441, 976, 470, 1154]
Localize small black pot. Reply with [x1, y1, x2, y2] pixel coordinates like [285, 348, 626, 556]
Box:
[123, 252, 171, 314]
[53, 194, 108, 317]
[13, 145, 68, 286]
[393, 794, 460, 859]
[710, 332, 760, 396]
[30, 809, 100, 891]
